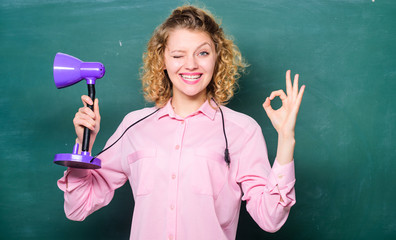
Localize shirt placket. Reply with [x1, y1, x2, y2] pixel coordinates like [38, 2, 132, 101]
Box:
[166, 118, 186, 240]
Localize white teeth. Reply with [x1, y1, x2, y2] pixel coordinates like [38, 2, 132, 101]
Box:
[181, 74, 201, 80]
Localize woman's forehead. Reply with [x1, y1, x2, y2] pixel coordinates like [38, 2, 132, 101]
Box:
[166, 28, 214, 50]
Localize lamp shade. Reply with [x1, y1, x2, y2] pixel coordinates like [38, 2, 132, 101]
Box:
[53, 52, 105, 88]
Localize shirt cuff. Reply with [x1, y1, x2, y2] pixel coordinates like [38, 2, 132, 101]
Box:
[272, 160, 295, 186]
[268, 160, 296, 207]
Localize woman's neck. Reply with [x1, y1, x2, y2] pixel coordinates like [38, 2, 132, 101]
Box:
[171, 94, 207, 118]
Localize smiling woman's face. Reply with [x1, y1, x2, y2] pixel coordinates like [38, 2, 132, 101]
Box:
[164, 28, 217, 102]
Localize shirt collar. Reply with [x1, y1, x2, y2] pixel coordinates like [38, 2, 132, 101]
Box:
[157, 98, 218, 121]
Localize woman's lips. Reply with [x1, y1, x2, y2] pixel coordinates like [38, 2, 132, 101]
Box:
[180, 73, 202, 85]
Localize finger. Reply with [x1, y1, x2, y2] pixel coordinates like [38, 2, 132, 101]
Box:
[269, 90, 287, 102]
[78, 106, 96, 119]
[286, 70, 292, 97]
[73, 114, 96, 131]
[292, 85, 306, 115]
[292, 74, 299, 101]
[75, 110, 96, 124]
[296, 85, 305, 107]
[262, 97, 274, 115]
[81, 95, 93, 107]
[93, 98, 100, 118]
[77, 121, 95, 131]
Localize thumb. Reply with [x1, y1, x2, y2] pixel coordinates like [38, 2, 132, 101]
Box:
[94, 98, 100, 118]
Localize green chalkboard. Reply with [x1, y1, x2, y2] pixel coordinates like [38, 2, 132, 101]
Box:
[1, 0, 395, 239]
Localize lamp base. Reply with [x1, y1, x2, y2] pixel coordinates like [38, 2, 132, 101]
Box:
[53, 143, 101, 169]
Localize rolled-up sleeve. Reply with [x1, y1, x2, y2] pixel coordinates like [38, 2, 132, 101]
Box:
[57, 121, 129, 221]
[267, 160, 296, 207]
[236, 122, 296, 233]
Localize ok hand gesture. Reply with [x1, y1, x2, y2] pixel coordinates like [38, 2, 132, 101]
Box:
[263, 70, 305, 139]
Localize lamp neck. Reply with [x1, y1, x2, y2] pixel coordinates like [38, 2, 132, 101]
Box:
[85, 77, 96, 85]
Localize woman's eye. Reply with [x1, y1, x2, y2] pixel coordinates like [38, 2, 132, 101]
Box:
[198, 51, 209, 56]
[172, 56, 183, 59]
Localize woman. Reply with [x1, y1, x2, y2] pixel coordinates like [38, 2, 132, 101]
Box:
[58, 5, 305, 240]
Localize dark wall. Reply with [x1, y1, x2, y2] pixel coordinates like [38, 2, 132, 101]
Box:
[1, 0, 395, 239]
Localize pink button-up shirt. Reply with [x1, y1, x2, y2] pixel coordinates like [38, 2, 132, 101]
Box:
[58, 99, 296, 240]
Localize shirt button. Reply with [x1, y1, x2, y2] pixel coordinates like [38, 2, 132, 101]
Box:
[175, 145, 180, 150]
[168, 234, 174, 240]
[170, 204, 175, 210]
[171, 174, 176, 180]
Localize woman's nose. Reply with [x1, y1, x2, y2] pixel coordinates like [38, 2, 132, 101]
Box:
[185, 56, 198, 70]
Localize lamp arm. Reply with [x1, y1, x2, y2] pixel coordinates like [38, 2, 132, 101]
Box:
[82, 83, 96, 153]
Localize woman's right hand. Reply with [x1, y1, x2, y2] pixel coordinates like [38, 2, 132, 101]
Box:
[73, 95, 101, 152]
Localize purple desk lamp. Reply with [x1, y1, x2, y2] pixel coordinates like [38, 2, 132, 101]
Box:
[53, 52, 105, 169]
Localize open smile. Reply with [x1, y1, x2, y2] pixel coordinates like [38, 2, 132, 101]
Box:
[180, 73, 202, 85]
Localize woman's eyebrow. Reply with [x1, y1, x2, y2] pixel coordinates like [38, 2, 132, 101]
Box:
[194, 42, 212, 51]
[169, 49, 186, 54]
[169, 42, 212, 54]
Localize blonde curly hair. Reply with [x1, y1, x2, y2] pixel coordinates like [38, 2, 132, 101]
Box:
[141, 5, 247, 107]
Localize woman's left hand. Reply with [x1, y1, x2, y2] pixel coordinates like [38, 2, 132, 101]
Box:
[263, 70, 305, 138]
